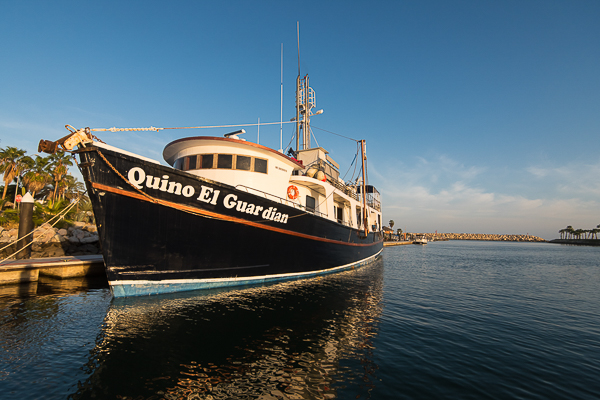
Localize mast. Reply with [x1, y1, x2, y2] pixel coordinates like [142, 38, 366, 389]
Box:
[360, 139, 368, 235]
[280, 43, 283, 152]
[295, 75, 301, 152]
[303, 75, 310, 149]
[293, 22, 323, 152]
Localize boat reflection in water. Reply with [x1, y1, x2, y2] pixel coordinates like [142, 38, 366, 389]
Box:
[70, 258, 383, 399]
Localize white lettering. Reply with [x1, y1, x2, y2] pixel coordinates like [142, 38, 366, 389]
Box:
[146, 176, 160, 189]
[159, 175, 170, 191]
[236, 201, 247, 212]
[128, 167, 146, 189]
[197, 186, 213, 203]
[182, 185, 195, 197]
[210, 190, 220, 205]
[167, 181, 182, 195]
[127, 166, 289, 224]
[262, 207, 273, 219]
[223, 194, 238, 209]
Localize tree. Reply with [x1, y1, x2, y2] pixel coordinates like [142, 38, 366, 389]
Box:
[566, 226, 574, 239]
[47, 152, 74, 202]
[389, 220, 395, 229]
[0, 147, 28, 200]
[22, 155, 53, 197]
[61, 175, 87, 202]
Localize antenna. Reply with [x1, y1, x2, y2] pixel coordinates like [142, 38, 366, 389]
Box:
[297, 21, 300, 76]
[295, 21, 301, 153]
[280, 43, 283, 152]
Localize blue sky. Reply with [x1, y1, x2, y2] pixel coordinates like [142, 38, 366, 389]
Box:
[1, 1, 599, 239]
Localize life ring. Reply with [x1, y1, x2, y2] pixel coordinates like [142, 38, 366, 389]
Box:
[287, 185, 299, 200]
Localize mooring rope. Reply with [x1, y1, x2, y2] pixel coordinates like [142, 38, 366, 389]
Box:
[0, 198, 81, 263]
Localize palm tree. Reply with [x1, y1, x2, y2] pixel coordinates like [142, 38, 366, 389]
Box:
[389, 220, 395, 229]
[566, 226, 574, 239]
[0, 147, 28, 200]
[61, 175, 87, 202]
[22, 155, 53, 198]
[47, 152, 74, 202]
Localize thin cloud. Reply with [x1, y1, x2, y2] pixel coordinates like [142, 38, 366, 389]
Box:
[375, 155, 599, 239]
[527, 160, 600, 197]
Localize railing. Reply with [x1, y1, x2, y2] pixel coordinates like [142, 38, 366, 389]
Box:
[327, 177, 360, 201]
[301, 159, 360, 202]
[367, 198, 381, 211]
[235, 185, 328, 218]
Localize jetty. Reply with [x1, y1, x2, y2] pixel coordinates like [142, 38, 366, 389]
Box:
[548, 239, 600, 246]
[406, 233, 545, 242]
[0, 254, 104, 285]
[383, 241, 413, 247]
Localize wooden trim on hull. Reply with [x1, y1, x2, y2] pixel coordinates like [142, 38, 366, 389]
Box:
[91, 182, 383, 248]
[109, 249, 383, 297]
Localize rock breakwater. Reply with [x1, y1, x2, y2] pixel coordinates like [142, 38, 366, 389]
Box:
[413, 233, 545, 242]
[0, 222, 101, 259]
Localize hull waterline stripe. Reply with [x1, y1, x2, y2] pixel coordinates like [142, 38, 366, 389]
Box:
[91, 182, 382, 248]
[111, 249, 383, 287]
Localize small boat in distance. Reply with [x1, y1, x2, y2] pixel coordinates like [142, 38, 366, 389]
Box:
[39, 70, 383, 297]
[414, 234, 428, 245]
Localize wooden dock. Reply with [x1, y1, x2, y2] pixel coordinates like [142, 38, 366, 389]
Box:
[383, 241, 414, 247]
[0, 255, 105, 285]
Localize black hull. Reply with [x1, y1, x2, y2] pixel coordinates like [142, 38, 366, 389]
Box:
[77, 146, 383, 296]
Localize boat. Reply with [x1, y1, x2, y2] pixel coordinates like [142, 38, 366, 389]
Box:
[414, 234, 428, 245]
[38, 72, 383, 297]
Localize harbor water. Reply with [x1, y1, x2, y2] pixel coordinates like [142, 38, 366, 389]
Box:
[1, 241, 599, 399]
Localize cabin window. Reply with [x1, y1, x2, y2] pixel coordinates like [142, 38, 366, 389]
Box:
[217, 154, 233, 169]
[306, 195, 316, 212]
[236, 155, 251, 171]
[336, 205, 343, 223]
[177, 153, 269, 174]
[254, 158, 268, 174]
[200, 154, 214, 169]
[174, 158, 184, 170]
[185, 155, 197, 171]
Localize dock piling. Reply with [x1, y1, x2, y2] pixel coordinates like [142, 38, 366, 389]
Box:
[16, 193, 34, 260]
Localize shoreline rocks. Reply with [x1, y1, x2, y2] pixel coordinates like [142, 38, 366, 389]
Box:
[409, 233, 546, 242]
[0, 222, 101, 259]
